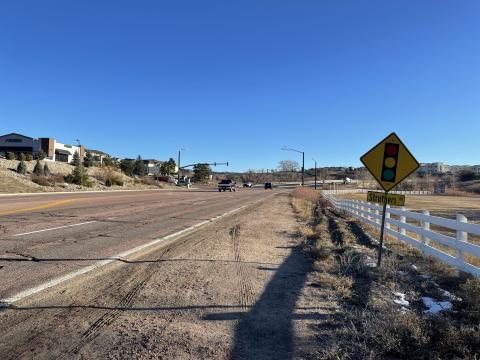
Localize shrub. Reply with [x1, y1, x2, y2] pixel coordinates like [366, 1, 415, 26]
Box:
[18, 153, 26, 161]
[103, 156, 117, 168]
[104, 168, 124, 187]
[6, 152, 15, 160]
[43, 163, 51, 177]
[33, 160, 44, 176]
[37, 149, 46, 160]
[120, 159, 135, 177]
[31, 175, 51, 186]
[17, 160, 27, 175]
[25, 153, 33, 161]
[140, 176, 158, 186]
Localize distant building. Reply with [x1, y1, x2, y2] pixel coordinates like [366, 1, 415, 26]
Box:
[86, 149, 110, 166]
[417, 162, 450, 175]
[471, 165, 480, 175]
[0, 133, 84, 163]
[143, 159, 163, 176]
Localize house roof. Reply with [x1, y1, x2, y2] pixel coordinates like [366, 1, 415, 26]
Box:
[0, 133, 34, 140]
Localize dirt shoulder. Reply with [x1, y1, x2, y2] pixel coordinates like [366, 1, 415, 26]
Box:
[0, 193, 334, 359]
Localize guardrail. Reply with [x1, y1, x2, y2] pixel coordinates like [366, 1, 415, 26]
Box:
[322, 193, 480, 276]
[322, 189, 433, 195]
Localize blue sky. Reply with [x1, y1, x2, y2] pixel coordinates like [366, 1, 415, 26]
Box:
[1, 1, 479, 171]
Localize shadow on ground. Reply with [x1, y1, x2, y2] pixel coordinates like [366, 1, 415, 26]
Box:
[217, 245, 314, 360]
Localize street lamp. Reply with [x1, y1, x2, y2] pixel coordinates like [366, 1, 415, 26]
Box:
[177, 147, 186, 184]
[312, 158, 317, 190]
[281, 146, 305, 186]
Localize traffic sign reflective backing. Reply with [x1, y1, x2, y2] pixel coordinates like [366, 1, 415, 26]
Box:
[361, 132, 420, 192]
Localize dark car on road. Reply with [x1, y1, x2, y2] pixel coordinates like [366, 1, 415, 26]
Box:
[264, 182, 272, 190]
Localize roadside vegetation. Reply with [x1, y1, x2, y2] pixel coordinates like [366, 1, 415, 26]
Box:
[291, 187, 480, 359]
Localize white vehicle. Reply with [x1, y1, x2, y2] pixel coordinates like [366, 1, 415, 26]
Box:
[343, 177, 352, 184]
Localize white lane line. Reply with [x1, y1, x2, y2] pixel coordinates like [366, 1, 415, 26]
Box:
[107, 217, 117, 220]
[0, 196, 271, 305]
[12, 221, 98, 237]
[192, 200, 207, 205]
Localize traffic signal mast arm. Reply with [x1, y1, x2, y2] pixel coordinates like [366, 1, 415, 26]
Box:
[180, 162, 229, 169]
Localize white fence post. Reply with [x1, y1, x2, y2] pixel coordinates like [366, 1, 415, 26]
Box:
[385, 204, 390, 229]
[421, 210, 430, 252]
[375, 205, 380, 224]
[399, 206, 406, 236]
[456, 214, 468, 271]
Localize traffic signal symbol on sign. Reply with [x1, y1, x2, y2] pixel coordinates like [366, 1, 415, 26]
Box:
[360, 133, 420, 192]
[381, 143, 399, 182]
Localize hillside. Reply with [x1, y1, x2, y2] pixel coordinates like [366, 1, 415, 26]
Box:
[0, 159, 165, 194]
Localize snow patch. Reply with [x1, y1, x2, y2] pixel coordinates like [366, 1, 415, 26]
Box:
[440, 289, 462, 302]
[422, 297, 452, 314]
[393, 292, 410, 307]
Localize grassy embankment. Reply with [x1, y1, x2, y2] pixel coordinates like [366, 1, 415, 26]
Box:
[291, 187, 480, 359]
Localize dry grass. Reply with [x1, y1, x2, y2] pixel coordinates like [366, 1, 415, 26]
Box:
[298, 198, 480, 359]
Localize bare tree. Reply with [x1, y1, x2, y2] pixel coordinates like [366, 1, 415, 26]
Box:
[278, 160, 300, 172]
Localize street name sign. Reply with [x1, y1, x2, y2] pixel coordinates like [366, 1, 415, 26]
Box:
[367, 191, 405, 206]
[360, 132, 420, 192]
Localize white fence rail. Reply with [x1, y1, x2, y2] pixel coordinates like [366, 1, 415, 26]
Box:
[322, 189, 433, 195]
[323, 193, 480, 277]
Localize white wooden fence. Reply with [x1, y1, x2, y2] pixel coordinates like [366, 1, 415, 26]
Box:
[323, 193, 480, 276]
[322, 189, 433, 195]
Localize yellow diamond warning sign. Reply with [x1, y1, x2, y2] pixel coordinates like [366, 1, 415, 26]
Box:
[360, 132, 420, 192]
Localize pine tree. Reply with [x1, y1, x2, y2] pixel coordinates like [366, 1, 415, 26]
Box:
[71, 151, 81, 166]
[19, 153, 26, 161]
[37, 149, 46, 160]
[26, 153, 33, 161]
[71, 163, 90, 186]
[17, 161, 27, 175]
[120, 159, 135, 176]
[193, 163, 212, 182]
[133, 155, 146, 177]
[33, 160, 44, 176]
[83, 152, 95, 167]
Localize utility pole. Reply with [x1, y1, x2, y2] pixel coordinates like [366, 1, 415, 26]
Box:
[177, 150, 181, 184]
[177, 148, 185, 184]
[281, 146, 305, 186]
[313, 158, 317, 190]
[302, 151, 305, 186]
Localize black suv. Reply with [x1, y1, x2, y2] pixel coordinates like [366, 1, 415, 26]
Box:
[264, 182, 272, 190]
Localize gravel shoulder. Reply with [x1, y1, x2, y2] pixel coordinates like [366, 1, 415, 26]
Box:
[0, 193, 333, 359]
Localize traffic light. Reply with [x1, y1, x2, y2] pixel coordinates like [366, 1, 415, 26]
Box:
[380, 143, 399, 183]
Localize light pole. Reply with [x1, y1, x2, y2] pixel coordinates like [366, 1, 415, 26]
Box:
[281, 147, 304, 186]
[312, 158, 317, 190]
[177, 147, 186, 184]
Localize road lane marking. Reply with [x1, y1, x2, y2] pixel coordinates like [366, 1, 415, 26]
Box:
[13, 221, 97, 237]
[0, 199, 74, 216]
[192, 201, 207, 205]
[0, 196, 274, 306]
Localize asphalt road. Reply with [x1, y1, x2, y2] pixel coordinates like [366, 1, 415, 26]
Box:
[0, 187, 281, 303]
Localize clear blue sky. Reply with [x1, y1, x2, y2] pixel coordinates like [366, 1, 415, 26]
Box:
[1, 1, 479, 171]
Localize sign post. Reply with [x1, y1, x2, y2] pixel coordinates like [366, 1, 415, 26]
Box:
[360, 132, 419, 266]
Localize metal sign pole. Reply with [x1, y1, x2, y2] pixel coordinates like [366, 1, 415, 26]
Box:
[377, 199, 388, 267]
